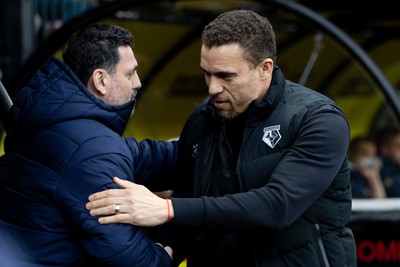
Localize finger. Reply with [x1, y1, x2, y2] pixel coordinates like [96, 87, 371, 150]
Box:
[98, 213, 130, 224]
[113, 176, 135, 188]
[90, 202, 125, 216]
[88, 188, 123, 201]
[88, 204, 114, 216]
[86, 196, 123, 210]
[164, 246, 173, 258]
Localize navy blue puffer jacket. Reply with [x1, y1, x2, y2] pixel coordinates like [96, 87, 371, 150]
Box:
[0, 57, 177, 266]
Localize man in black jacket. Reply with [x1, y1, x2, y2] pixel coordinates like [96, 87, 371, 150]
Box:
[86, 10, 356, 267]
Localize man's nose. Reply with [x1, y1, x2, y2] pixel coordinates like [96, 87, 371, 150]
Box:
[208, 77, 223, 95]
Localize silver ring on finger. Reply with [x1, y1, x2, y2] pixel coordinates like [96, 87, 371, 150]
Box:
[114, 204, 121, 214]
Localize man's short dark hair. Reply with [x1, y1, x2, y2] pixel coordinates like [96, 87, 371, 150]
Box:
[62, 24, 134, 86]
[201, 9, 277, 68]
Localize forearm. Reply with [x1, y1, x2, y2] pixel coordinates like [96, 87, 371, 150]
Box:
[170, 197, 205, 226]
[365, 174, 386, 198]
[361, 168, 386, 198]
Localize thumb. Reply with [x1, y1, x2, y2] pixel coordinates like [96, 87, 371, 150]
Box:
[113, 176, 134, 188]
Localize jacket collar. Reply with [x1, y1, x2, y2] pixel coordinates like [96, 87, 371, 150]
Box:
[247, 65, 286, 121]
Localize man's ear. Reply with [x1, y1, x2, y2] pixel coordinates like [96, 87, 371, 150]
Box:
[91, 69, 108, 96]
[259, 58, 274, 80]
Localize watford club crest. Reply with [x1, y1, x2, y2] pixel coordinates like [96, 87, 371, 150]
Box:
[262, 125, 281, 148]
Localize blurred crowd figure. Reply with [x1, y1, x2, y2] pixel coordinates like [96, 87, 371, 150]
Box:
[349, 127, 400, 199]
[348, 136, 386, 198]
[375, 127, 400, 197]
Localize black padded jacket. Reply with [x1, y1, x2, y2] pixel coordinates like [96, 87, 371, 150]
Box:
[170, 66, 356, 267]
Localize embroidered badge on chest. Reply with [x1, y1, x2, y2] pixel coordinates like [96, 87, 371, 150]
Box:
[262, 125, 282, 148]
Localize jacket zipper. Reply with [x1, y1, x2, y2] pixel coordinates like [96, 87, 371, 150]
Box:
[315, 223, 331, 267]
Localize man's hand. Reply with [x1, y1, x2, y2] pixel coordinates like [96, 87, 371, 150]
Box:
[86, 177, 173, 226]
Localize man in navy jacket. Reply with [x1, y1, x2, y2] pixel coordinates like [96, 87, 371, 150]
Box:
[0, 24, 176, 266]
